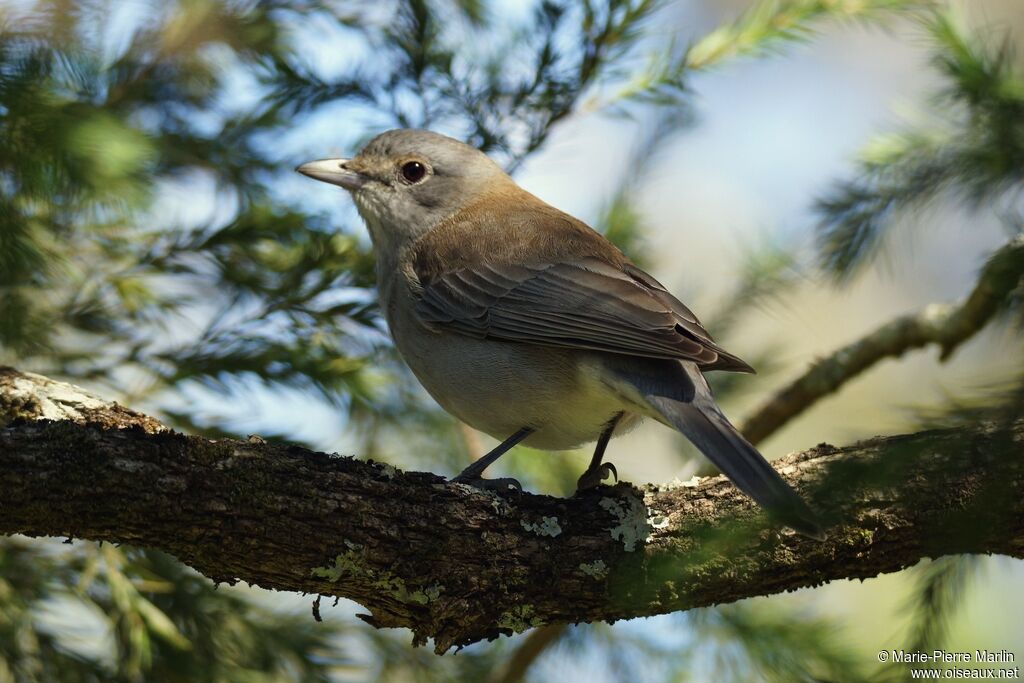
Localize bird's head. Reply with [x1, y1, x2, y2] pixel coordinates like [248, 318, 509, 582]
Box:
[297, 129, 508, 250]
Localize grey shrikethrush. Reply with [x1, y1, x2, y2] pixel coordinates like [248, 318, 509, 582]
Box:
[297, 128, 825, 540]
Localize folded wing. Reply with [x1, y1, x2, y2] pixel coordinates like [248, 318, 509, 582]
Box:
[414, 256, 753, 373]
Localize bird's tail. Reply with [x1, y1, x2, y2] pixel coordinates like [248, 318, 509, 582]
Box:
[642, 366, 826, 540]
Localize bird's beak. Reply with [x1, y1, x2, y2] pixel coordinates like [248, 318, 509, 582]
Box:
[295, 158, 367, 191]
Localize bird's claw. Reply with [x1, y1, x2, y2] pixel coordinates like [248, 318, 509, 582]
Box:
[575, 462, 618, 493]
[452, 475, 523, 494]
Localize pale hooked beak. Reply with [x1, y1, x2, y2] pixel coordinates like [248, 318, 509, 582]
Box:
[295, 158, 367, 191]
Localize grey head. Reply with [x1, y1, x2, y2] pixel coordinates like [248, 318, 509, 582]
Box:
[297, 129, 508, 252]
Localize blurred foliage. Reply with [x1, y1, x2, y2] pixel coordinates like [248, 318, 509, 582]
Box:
[814, 10, 1024, 661]
[1, 0, 1021, 681]
[902, 555, 981, 655]
[682, 0, 933, 71]
[879, 370, 1024, 681]
[814, 9, 1024, 682]
[263, 0, 664, 171]
[913, 370, 1024, 430]
[0, 539, 349, 682]
[681, 603, 874, 683]
[605, 0, 934, 109]
[817, 9, 1024, 279]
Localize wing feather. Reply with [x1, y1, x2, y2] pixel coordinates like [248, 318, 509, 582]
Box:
[415, 257, 753, 372]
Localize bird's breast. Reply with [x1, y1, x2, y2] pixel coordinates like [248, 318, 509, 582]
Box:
[383, 278, 635, 449]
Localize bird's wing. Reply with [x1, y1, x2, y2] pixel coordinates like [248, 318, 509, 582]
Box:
[413, 256, 754, 372]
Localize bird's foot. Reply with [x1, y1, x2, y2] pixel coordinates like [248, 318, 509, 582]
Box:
[575, 462, 617, 493]
[451, 475, 523, 494]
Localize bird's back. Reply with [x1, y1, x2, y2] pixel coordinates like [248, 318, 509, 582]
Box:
[410, 184, 627, 284]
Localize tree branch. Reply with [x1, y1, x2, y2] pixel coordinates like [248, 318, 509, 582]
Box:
[741, 235, 1024, 445]
[1, 367, 1021, 654]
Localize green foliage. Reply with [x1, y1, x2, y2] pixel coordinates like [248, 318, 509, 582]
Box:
[608, 0, 931, 107]
[813, 14, 1024, 677]
[0, 540, 107, 682]
[685, 0, 926, 71]
[265, 0, 662, 170]
[913, 371, 1024, 431]
[903, 556, 981, 654]
[0, 539, 349, 682]
[681, 603, 873, 683]
[868, 555, 984, 682]
[817, 9, 1024, 278]
[0, 0, 381, 425]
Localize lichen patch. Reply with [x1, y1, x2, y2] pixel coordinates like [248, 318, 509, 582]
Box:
[599, 494, 651, 552]
[311, 547, 443, 606]
[578, 560, 608, 579]
[496, 605, 542, 633]
[520, 515, 562, 537]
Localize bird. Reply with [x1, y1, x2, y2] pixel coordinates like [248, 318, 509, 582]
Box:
[297, 129, 825, 540]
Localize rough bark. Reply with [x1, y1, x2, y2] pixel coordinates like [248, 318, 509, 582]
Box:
[740, 235, 1024, 446]
[1, 367, 1022, 653]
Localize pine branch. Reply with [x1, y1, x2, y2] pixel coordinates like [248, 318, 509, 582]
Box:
[605, 0, 931, 107]
[740, 235, 1024, 446]
[1, 367, 1022, 655]
[685, 0, 930, 72]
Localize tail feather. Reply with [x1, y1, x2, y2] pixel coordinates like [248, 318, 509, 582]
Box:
[638, 365, 825, 540]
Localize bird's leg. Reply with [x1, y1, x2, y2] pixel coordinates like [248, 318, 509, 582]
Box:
[451, 426, 534, 491]
[576, 412, 623, 492]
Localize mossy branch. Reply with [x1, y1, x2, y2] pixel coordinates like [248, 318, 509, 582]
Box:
[1, 367, 1021, 654]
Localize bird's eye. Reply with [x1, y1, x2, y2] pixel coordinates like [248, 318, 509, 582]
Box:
[400, 161, 427, 184]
